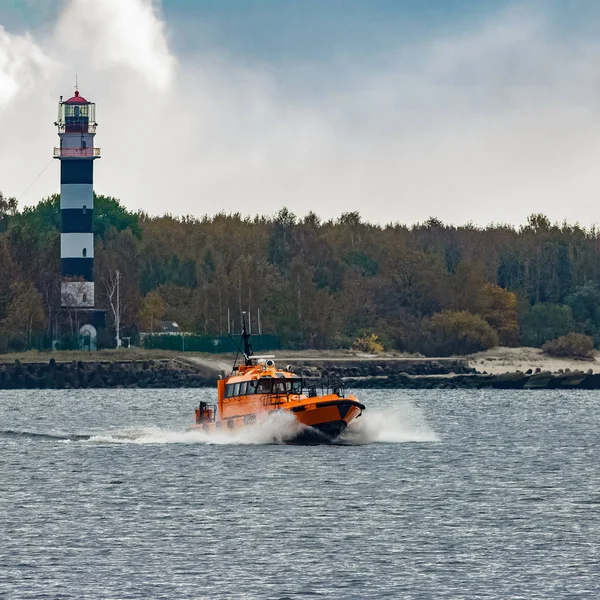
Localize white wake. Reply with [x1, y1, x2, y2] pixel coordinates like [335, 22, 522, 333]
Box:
[78, 399, 438, 446]
[84, 411, 307, 446]
[340, 399, 439, 444]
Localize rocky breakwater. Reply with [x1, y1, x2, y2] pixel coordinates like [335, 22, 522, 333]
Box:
[0, 358, 218, 389]
[339, 367, 600, 390]
[292, 358, 475, 384]
[1, 356, 598, 391]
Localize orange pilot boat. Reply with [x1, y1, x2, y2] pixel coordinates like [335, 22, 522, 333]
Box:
[190, 315, 365, 443]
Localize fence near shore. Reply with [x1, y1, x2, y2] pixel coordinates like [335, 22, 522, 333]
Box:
[0, 333, 282, 354]
[142, 334, 282, 353]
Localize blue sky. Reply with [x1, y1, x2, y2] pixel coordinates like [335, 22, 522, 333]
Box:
[0, 1, 553, 59]
[2, 0, 600, 224]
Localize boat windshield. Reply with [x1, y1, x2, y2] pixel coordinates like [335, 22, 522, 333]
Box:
[224, 376, 303, 398]
[272, 377, 303, 394]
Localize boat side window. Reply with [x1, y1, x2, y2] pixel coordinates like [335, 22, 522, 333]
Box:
[247, 380, 259, 394]
[291, 378, 303, 394]
[239, 381, 247, 396]
[273, 381, 286, 394]
[256, 378, 272, 394]
[225, 384, 234, 398]
[233, 383, 241, 396]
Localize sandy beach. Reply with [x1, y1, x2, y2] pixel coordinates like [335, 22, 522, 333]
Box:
[468, 346, 598, 375]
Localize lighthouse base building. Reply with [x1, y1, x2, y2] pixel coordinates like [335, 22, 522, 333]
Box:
[54, 90, 105, 350]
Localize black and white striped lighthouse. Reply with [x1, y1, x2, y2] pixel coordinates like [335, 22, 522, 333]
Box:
[54, 89, 100, 310]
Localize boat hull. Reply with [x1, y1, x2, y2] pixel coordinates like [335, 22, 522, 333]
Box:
[190, 398, 364, 444]
[290, 399, 364, 443]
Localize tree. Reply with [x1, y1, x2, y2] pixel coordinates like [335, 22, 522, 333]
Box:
[542, 333, 594, 359]
[521, 304, 575, 347]
[137, 291, 166, 333]
[0, 282, 46, 347]
[102, 269, 122, 347]
[0, 192, 17, 232]
[478, 284, 519, 346]
[96, 227, 140, 337]
[566, 282, 600, 330]
[421, 311, 499, 356]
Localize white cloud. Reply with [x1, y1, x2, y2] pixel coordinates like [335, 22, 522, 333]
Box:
[0, 25, 56, 107]
[54, 0, 175, 90]
[1, 1, 600, 225]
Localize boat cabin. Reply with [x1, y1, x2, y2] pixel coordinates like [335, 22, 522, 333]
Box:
[224, 375, 303, 398]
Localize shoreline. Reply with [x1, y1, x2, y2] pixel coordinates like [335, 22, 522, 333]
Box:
[0, 346, 597, 390]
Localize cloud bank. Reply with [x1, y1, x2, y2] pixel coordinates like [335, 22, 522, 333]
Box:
[1, 0, 600, 225]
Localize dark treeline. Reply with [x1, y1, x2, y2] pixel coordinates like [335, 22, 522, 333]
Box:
[2, 190, 600, 355]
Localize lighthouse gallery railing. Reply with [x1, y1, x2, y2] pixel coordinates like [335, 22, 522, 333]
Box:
[53, 147, 101, 158]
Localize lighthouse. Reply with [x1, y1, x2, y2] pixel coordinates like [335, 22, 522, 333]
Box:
[54, 88, 103, 348]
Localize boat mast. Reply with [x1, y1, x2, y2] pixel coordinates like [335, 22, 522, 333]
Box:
[241, 311, 254, 366]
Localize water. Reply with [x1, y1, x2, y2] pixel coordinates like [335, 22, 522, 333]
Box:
[1, 388, 599, 599]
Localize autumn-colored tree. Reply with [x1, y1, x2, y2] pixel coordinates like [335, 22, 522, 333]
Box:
[542, 333, 594, 359]
[421, 311, 499, 356]
[137, 291, 166, 333]
[352, 333, 384, 353]
[6, 192, 600, 354]
[477, 284, 519, 346]
[0, 282, 46, 346]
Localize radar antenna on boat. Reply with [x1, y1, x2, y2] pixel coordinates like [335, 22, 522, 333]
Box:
[241, 312, 254, 366]
[228, 311, 258, 371]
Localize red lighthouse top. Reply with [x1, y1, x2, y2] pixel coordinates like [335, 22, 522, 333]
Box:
[65, 90, 89, 104]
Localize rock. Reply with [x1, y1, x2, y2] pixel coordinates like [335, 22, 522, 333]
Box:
[525, 372, 553, 389]
[490, 372, 528, 389]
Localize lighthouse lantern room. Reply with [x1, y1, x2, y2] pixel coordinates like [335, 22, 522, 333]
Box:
[54, 89, 101, 339]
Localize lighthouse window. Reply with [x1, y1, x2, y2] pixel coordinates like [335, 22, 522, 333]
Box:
[82, 248, 87, 257]
[82, 205, 87, 214]
[81, 139, 87, 150]
[82, 293, 87, 303]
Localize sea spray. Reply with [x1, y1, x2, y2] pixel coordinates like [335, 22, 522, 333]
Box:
[341, 398, 439, 444]
[83, 411, 308, 446]
[18, 397, 438, 446]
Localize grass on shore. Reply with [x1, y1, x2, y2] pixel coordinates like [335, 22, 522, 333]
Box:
[0, 347, 415, 364]
[0, 348, 211, 364]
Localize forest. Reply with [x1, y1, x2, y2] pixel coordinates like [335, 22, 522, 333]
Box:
[1, 189, 600, 356]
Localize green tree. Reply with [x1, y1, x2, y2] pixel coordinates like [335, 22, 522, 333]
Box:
[521, 304, 575, 347]
[0, 192, 17, 232]
[566, 282, 600, 330]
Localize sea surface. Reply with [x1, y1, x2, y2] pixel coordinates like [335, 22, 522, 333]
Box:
[1, 388, 599, 599]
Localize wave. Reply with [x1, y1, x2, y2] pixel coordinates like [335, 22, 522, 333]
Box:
[1, 399, 438, 446]
[0, 429, 91, 442]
